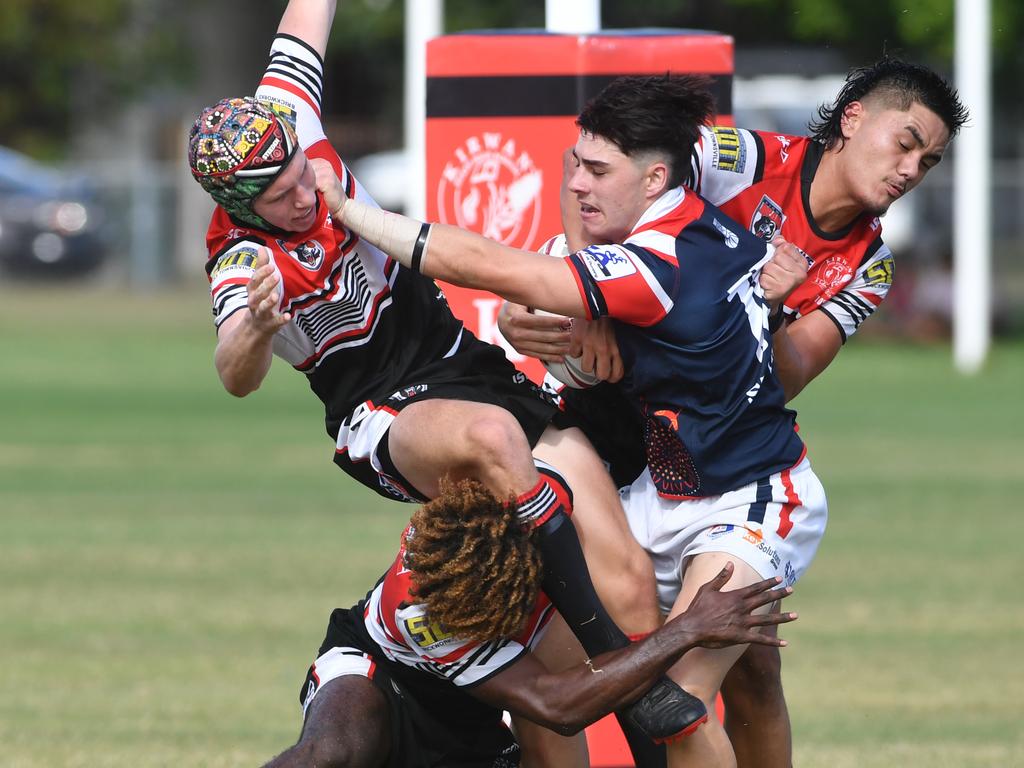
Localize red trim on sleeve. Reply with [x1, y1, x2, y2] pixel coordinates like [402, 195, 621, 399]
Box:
[260, 75, 322, 119]
[563, 255, 597, 320]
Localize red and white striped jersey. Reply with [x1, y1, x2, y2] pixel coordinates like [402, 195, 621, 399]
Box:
[203, 34, 464, 435]
[361, 526, 554, 688]
[689, 126, 894, 341]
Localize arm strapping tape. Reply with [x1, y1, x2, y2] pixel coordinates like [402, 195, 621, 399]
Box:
[336, 198, 429, 271]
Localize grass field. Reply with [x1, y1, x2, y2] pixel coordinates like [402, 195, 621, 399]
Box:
[1, 283, 1022, 767]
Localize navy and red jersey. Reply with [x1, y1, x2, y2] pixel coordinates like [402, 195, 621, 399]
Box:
[357, 525, 554, 689]
[689, 126, 894, 341]
[559, 188, 805, 498]
[204, 34, 464, 436]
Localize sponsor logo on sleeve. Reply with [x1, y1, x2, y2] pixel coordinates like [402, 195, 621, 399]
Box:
[404, 615, 456, 650]
[710, 126, 746, 173]
[211, 246, 260, 279]
[749, 195, 786, 241]
[864, 254, 895, 287]
[579, 246, 637, 281]
[713, 218, 739, 249]
[258, 96, 299, 129]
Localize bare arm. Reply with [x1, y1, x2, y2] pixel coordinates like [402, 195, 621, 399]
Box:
[214, 249, 291, 396]
[313, 160, 588, 317]
[772, 310, 843, 401]
[275, 0, 337, 60]
[471, 565, 794, 735]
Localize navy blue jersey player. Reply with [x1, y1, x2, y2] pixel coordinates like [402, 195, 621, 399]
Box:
[316, 74, 828, 768]
[559, 201, 804, 499]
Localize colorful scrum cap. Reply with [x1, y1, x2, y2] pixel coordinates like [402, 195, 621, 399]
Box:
[188, 96, 299, 231]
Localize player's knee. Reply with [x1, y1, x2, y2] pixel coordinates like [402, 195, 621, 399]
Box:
[301, 739, 367, 768]
[295, 721, 387, 768]
[724, 645, 785, 710]
[460, 411, 530, 472]
[606, 547, 658, 611]
[734, 643, 783, 684]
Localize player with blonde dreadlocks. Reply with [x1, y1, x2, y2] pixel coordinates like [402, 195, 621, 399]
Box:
[265, 463, 800, 768]
[406, 478, 543, 643]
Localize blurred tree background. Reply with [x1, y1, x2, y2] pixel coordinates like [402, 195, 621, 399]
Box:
[1, 0, 1020, 159]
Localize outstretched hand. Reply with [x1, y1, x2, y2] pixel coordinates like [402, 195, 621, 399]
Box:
[672, 562, 796, 650]
[311, 157, 346, 217]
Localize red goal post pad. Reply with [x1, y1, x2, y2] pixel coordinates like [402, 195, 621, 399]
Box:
[426, 30, 734, 383]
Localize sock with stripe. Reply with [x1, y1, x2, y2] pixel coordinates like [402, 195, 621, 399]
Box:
[515, 461, 630, 658]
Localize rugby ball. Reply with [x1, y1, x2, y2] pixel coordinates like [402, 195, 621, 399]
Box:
[532, 308, 602, 389]
[544, 354, 603, 389]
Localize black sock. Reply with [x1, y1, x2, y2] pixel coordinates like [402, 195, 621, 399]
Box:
[515, 465, 629, 657]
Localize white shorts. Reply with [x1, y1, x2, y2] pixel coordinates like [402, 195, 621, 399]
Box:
[622, 457, 827, 613]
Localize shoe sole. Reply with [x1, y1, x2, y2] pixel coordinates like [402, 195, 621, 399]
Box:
[652, 712, 709, 744]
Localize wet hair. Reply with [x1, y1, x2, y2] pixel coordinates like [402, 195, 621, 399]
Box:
[809, 57, 969, 150]
[405, 478, 542, 644]
[577, 74, 715, 188]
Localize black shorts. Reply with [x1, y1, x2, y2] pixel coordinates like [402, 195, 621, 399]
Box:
[552, 382, 647, 489]
[300, 606, 521, 768]
[333, 335, 559, 502]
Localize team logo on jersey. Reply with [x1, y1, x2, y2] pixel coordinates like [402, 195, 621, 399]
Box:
[579, 246, 637, 281]
[750, 195, 786, 241]
[711, 126, 746, 173]
[437, 132, 543, 250]
[812, 255, 855, 296]
[388, 384, 429, 403]
[712, 218, 739, 249]
[278, 238, 325, 270]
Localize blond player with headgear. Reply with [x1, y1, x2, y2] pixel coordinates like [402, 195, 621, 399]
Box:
[186, 1, 711, 762]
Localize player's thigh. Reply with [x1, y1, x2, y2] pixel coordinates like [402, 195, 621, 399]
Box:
[292, 675, 391, 767]
[665, 552, 768, 703]
[532, 426, 656, 592]
[388, 398, 534, 497]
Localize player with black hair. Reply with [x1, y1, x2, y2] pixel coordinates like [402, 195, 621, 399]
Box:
[500, 56, 968, 767]
[314, 72, 827, 768]
[265, 473, 797, 768]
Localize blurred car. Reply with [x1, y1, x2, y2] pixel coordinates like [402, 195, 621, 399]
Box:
[0, 145, 107, 277]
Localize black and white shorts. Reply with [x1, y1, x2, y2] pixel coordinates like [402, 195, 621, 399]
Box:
[299, 606, 521, 768]
[333, 336, 558, 502]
